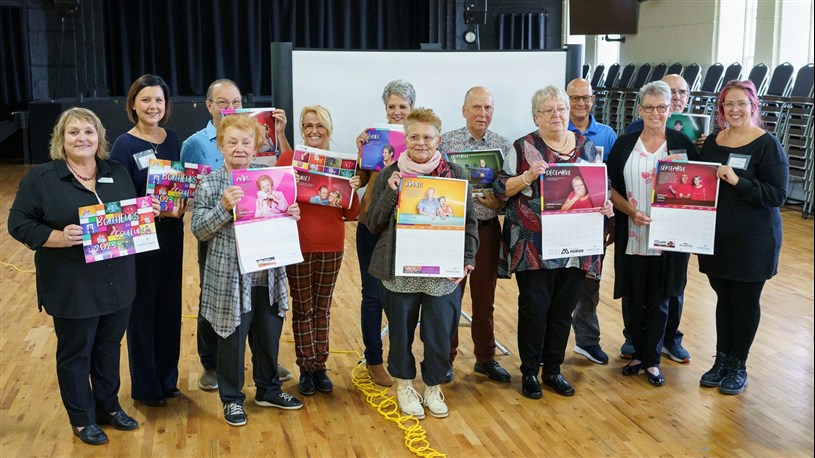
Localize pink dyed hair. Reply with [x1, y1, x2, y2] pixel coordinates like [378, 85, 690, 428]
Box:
[716, 80, 763, 130]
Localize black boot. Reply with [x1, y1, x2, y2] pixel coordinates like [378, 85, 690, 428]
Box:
[700, 352, 730, 388]
[719, 356, 748, 395]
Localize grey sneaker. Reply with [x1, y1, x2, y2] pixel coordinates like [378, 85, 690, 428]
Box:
[278, 364, 293, 382]
[662, 343, 691, 363]
[199, 369, 218, 390]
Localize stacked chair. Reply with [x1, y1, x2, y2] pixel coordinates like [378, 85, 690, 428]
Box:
[593, 63, 620, 121]
[601, 63, 636, 128]
[614, 64, 653, 134]
[689, 63, 724, 120]
[779, 64, 815, 217]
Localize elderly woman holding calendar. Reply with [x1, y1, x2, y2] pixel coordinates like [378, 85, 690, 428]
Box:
[494, 85, 613, 401]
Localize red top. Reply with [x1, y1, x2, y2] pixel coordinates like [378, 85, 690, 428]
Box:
[277, 150, 360, 253]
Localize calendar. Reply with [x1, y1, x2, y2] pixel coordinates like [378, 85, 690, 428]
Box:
[291, 145, 358, 209]
[145, 159, 211, 212]
[78, 196, 159, 263]
[648, 160, 720, 254]
[394, 175, 469, 277]
[540, 163, 606, 260]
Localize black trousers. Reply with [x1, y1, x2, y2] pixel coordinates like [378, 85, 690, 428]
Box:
[516, 267, 584, 377]
[708, 275, 765, 361]
[216, 287, 284, 404]
[196, 240, 219, 371]
[127, 219, 183, 400]
[53, 305, 130, 427]
[623, 255, 669, 368]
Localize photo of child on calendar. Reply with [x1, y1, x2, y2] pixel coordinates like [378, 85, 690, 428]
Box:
[653, 161, 719, 208]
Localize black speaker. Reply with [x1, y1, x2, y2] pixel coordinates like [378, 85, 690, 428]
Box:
[53, 0, 79, 17]
[464, 0, 487, 25]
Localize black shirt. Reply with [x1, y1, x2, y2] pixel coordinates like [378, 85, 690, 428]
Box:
[8, 159, 138, 318]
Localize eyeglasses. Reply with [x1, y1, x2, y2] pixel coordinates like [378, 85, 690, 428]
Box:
[302, 123, 327, 131]
[406, 134, 437, 145]
[569, 96, 593, 104]
[723, 101, 751, 110]
[640, 104, 670, 113]
[670, 89, 689, 97]
[210, 98, 243, 109]
[537, 106, 568, 117]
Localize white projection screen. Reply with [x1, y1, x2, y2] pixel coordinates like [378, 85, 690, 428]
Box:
[287, 49, 568, 156]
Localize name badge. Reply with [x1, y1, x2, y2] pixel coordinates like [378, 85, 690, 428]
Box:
[133, 150, 157, 170]
[98, 177, 114, 183]
[727, 153, 751, 170]
[668, 149, 688, 161]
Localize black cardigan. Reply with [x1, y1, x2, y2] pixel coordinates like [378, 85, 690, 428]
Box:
[606, 129, 698, 299]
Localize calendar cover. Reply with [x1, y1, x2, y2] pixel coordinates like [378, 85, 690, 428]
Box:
[667, 113, 711, 142]
[222, 107, 278, 165]
[78, 196, 159, 263]
[145, 159, 211, 211]
[292, 145, 357, 209]
[394, 175, 468, 277]
[539, 163, 607, 260]
[229, 166, 303, 273]
[230, 166, 297, 221]
[445, 149, 503, 196]
[360, 125, 406, 171]
[649, 160, 720, 254]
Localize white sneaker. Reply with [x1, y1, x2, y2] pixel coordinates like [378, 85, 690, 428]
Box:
[423, 384, 448, 418]
[396, 378, 425, 419]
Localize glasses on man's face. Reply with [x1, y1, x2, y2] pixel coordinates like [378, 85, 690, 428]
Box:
[569, 95, 593, 104]
[211, 98, 243, 109]
[640, 104, 669, 113]
[302, 123, 327, 131]
[406, 134, 437, 145]
[537, 106, 568, 117]
[670, 89, 689, 97]
[723, 100, 751, 110]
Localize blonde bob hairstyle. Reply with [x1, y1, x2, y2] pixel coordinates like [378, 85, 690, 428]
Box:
[215, 114, 265, 151]
[299, 105, 334, 144]
[404, 107, 442, 135]
[49, 107, 110, 161]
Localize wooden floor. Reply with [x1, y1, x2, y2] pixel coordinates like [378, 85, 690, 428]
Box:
[1, 163, 813, 457]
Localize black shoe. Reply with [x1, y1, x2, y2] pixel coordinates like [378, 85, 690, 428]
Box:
[442, 368, 454, 384]
[646, 368, 665, 387]
[719, 357, 748, 395]
[255, 392, 304, 410]
[313, 370, 334, 393]
[298, 372, 316, 396]
[140, 398, 166, 407]
[700, 352, 731, 388]
[543, 374, 575, 396]
[521, 374, 542, 399]
[72, 424, 108, 446]
[164, 388, 181, 398]
[622, 362, 643, 376]
[96, 410, 139, 430]
[474, 360, 511, 383]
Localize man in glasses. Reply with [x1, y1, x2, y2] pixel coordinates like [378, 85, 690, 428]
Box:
[565, 78, 618, 365]
[181, 79, 294, 392]
[622, 73, 693, 365]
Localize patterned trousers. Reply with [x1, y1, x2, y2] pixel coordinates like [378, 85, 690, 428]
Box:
[286, 251, 343, 372]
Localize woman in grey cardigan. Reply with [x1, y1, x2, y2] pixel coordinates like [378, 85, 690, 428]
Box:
[366, 108, 478, 420]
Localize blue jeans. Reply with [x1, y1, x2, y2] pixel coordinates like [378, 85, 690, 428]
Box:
[356, 223, 384, 365]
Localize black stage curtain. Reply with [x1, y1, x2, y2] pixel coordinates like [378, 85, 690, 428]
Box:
[104, 0, 432, 98]
[496, 12, 546, 50]
[1, 6, 32, 120]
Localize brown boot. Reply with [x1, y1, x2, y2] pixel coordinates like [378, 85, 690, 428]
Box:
[367, 364, 393, 387]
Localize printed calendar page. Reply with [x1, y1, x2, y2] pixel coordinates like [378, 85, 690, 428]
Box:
[648, 160, 720, 254]
[540, 163, 607, 260]
[394, 175, 468, 277]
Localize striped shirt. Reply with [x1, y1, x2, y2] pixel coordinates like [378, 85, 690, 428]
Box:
[623, 137, 667, 256]
[191, 166, 290, 338]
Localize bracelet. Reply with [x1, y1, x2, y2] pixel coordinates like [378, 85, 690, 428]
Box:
[521, 171, 533, 186]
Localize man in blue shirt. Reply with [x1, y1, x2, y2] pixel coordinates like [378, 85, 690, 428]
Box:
[182, 79, 292, 391]
[566, 78, 618, 365]
[622, 74, 693, 365]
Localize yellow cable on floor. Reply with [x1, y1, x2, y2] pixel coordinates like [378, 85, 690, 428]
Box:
[0, 260, 35, 273]
[350, 359, 446, 458]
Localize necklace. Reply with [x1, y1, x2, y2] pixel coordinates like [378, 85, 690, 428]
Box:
[545, 134, 569, 152]
[67, 162, 96, 182]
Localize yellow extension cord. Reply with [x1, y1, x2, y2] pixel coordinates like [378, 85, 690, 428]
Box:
[2, 260, 446, 457]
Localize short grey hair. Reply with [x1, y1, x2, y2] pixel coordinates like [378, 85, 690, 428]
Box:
[381, 80, 416, 108]
[638, 81, 671, 105]
[531, 85, 569, 116]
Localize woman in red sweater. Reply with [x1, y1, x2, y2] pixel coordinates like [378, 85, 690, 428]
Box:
[277, 105, 361, 395]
